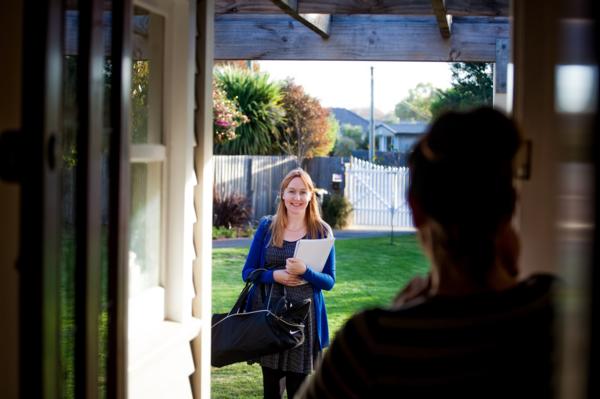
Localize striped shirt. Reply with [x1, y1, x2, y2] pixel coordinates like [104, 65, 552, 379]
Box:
[297, 274, 556, 399]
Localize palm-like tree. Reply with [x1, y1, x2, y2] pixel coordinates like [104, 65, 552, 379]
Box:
[214, 66, 285, 155]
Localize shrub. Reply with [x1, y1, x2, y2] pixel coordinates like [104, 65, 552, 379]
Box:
[321, 194, 353, 230]
[333, 136, 357, 157]
[213, 190, 252, 228]
[212, 226, 237, 239]
[213, 82, 249, 144]
[213, 66, 285, 155]
[212, 224, 256, 240]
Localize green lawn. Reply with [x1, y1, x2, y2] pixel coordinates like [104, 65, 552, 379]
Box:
[211, 234, 429, 399]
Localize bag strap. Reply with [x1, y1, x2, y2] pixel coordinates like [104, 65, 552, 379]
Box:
[265, 284, 287, 312]
[229, 268, 267, 315]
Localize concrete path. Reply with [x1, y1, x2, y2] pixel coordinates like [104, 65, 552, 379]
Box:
[212, 228, 414, 249]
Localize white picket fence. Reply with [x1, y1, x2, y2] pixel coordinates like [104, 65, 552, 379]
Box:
[345, 157, 414, 229]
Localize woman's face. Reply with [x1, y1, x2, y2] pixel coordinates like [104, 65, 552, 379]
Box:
[282, 177, 311, 216]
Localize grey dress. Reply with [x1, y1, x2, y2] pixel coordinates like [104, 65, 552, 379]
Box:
[250, 239, 319, 374]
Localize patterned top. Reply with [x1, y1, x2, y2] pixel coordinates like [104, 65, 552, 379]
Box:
[250, 239, 319, 374]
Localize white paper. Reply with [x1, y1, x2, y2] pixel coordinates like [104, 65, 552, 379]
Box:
[293, 238, 335, 273]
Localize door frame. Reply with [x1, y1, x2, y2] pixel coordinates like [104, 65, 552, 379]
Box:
[19, 1, 130, 397]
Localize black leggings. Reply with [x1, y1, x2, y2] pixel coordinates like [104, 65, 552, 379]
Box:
[261, 366, 308, 399]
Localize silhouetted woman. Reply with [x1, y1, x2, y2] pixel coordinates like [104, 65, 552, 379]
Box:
[297, 107, 556, 399]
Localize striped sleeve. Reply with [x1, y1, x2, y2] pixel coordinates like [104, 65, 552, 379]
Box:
[296, 312, 371, 399]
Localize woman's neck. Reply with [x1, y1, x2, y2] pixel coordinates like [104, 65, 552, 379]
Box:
[419, 221, 520, 297]
[286, 213, 306, 230]
[429, 259, 518, 297]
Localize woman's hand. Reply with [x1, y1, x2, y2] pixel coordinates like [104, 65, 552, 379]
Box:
[285, 257, 308, 276]
[273, 270, 304, 286]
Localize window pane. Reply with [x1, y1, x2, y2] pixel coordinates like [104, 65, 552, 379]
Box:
[129, 162, 162, 296]
[62, 4, 112, 396]
[61, 12, 78, 396]
[131, 7, 164, 144]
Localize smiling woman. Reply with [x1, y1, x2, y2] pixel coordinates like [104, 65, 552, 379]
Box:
[239, 168, 335, 399]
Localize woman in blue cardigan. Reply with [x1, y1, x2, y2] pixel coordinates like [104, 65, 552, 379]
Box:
[242, 168, 335, 399]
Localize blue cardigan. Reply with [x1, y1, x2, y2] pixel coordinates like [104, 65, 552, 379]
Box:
[242, 216, 336, 350]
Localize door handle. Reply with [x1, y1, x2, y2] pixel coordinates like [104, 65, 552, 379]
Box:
[0, 129, 22, 183]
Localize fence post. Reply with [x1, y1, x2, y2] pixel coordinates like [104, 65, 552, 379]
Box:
[244, 157, 253, 218]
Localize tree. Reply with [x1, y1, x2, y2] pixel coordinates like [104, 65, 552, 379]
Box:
[430, 63, 493, 118]
[213, 66, 285, 155]
[333, 136, 357, 157]
[339, 123, 367, 150]
[278, 79, 336, 160]
[394, 82, 435, 122]
[324, 115, 339, 156]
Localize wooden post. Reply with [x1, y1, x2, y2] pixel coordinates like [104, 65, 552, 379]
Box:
[511, 0, 559, 274]
[192, 0, 214, 397]
[493, 38, 509, 110]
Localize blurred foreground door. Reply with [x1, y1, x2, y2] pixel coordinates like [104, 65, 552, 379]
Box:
[19, 0, 130, 398]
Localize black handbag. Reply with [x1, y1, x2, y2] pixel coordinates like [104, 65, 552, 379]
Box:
[211, 269, 311, 368]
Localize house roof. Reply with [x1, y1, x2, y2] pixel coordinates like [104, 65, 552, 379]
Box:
[375, 122, 428, 135]
[330, 107, 429, 136]
[330, 108, 369, 132]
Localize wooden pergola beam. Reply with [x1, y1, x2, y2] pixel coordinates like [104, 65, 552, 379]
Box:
[495, 38, 508, 94]
[272, 0, 331, 39]
[432, 0, 452, 38]
[214, 15, 508, 62]
[216, 0, 509, 17]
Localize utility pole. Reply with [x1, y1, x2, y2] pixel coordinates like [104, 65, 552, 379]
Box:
[369, 66, 375, 162]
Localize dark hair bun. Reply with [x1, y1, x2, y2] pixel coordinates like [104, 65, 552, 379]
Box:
[409, 107, 521, 230]
[425, 107, 520, 165]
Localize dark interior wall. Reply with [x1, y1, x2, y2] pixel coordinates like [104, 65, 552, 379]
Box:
[0, 0, 22, 397]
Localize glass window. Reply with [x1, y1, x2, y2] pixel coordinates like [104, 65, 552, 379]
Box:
[129, 162, 162, 296]
[129, 6, 166, 297]
[132, 8, 164, 144]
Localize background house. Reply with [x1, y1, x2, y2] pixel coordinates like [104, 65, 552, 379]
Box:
[374, 121, 428, 152]
[331, 107, 427, 165]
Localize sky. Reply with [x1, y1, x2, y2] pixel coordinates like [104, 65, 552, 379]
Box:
[256, 61, 453, 114]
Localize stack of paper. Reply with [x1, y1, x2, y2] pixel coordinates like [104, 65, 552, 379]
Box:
[293, 238, 335, 272]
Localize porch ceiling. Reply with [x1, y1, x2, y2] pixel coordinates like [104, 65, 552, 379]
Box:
[215, 0, 509, 16]
[214, 0, 510, 62]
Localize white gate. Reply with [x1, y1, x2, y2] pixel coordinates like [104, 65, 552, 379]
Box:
[345, 157, 413, 229]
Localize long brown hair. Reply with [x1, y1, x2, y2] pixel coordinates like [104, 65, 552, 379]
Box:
[270, 168, 328, 247]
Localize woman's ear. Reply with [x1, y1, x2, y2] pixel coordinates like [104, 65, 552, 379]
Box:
[408, 193, 426, 228]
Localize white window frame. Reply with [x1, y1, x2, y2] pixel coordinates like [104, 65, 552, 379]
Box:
[127, 1, 204, 397]
[129, 0, 197, 336]
[129, 6, 168, 333]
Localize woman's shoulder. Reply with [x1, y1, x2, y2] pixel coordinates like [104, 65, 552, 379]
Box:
[252, 216, 274, 240]
[510, 272, 559, 304]
[320, 221, 334, 238]
[521, 272, 559, 289]
[258, 215, 274, 228]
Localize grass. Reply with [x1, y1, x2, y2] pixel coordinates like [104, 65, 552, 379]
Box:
[211, 234, 429, 399]
[60, 231, 109, 399]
